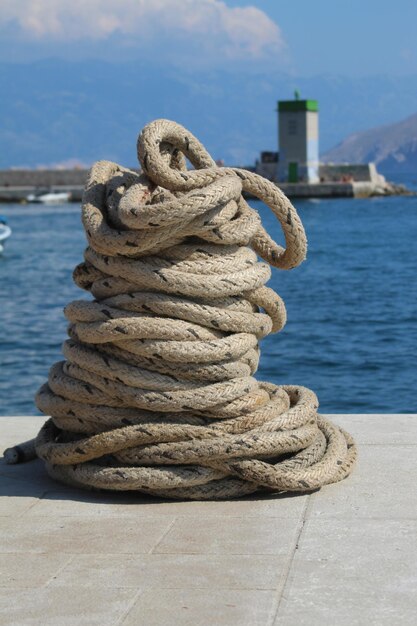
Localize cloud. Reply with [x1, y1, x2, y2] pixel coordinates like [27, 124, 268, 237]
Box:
[0, 0, 286, 64]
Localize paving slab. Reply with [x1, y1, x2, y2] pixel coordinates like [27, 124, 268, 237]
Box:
[153, 514, 303, 555]
[274, 518, 417, 626]
[0, 552, 72, 589]
[328, 414, 417, 445]
[308, 444, 417, 520]
[0, 587, 139, 626]
[0, 414, 416, 626]
[0, 475, 47, 517]
[0, 515, 176, 554]
[50, 552, 289, 591]
[122, 589, 276, 626]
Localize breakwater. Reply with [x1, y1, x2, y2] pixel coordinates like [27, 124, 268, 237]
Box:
[0, 168, 90, 202]
[0, 168, 411, 202]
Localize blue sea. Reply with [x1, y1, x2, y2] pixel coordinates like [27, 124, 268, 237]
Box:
[1, 174, 417, 415]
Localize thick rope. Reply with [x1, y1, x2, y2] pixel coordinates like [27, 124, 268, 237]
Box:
[8, 119, 356, 499]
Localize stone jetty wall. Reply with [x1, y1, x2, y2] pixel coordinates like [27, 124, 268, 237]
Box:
[0, 169, 89, 188]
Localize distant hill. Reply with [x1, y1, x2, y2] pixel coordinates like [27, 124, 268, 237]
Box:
[322, 112, 417, 173]
[2, 59, 417, 169]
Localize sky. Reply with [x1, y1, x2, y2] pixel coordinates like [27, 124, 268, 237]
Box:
[225, 0, 417, 76]
[1, 0, 416, 77]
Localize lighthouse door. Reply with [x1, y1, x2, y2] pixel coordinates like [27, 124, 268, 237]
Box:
[288, 162, 298, 183]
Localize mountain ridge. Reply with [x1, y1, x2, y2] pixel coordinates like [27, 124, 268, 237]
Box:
[323, 111, 417, 173]
[2, 59, 417, 170]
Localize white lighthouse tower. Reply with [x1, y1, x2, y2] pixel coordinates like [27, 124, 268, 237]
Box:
[278, 93, 319, 183]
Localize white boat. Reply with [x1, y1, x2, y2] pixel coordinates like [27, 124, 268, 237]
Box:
[26, 190, 72, 204]
[0, 217, 11, 254]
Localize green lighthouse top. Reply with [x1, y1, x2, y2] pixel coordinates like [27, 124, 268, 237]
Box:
[278, 99, 318, 113]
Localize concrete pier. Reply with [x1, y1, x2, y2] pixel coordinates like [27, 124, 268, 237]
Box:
[280, 181, 376, 198]
[1, 414, 416, 625]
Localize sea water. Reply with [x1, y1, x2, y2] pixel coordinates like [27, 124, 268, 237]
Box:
[1, 181, 416, 414]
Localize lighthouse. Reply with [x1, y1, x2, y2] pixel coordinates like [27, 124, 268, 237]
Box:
[278, 94, 319, 183]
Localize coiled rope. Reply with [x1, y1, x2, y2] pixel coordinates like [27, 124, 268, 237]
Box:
[8, 119, 356, 499]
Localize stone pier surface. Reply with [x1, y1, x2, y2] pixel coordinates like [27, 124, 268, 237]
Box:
[0, 414, 416, 626]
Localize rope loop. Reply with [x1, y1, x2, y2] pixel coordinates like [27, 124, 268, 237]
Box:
[138, 118, 307, 269]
